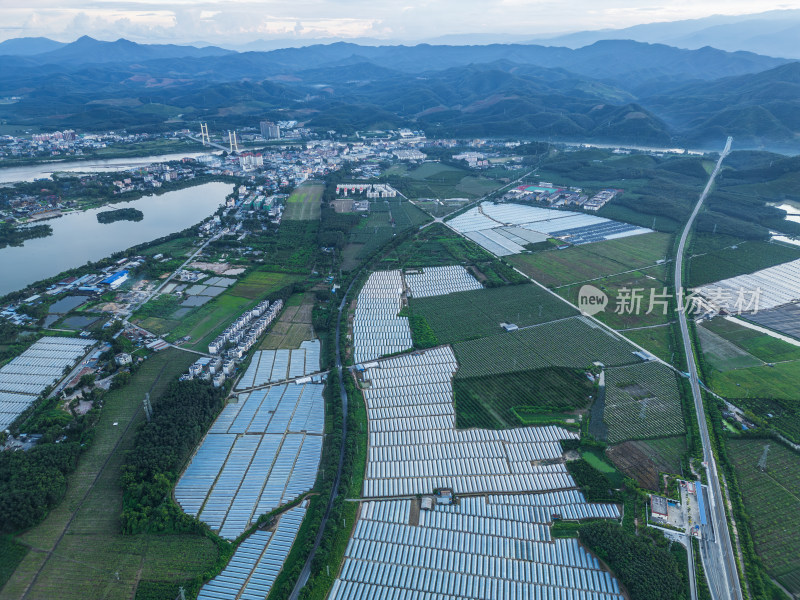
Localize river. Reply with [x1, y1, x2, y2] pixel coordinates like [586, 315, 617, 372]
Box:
[0, 151, 218, 184]
[0, 181, 231, 296]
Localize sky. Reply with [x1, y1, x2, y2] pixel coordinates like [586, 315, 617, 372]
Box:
[1, 0, 800, 45]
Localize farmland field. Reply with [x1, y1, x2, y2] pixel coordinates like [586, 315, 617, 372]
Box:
[728, 440, 800, 596]
[687, 235, 800, 288]
[0, 350, 218, 600]
[701, 317, 800, 363]
[227, 270, 305, 300]
[623, 325, 676, 363]
[603, 362, 685, 443]
[347, 200, 431, 260]
[258, 293, 315, 350]
[453, 315, 641, 379]
[508, 232, 671, 288]
[697, 324, 762, 371]
[453, 367, 593, 429]
[607, 436, 686, 490]
[395, 162, 502, 199]
[413, 283, 577, 344]
[557, 264, 672, 330]
[707, 360, 800, 401]
[283, 182, 324, 220]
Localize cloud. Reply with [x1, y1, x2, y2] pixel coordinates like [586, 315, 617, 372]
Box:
[1, 0, 799, 44]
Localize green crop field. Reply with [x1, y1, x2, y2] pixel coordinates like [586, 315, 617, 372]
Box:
[623, 325, 677, 363]
[347, 200, 431, 260]
[508, 232, 671, 288]
[708, 360, 800, 401]
[169, 293, 257, 350]
[687, 236, 800, 288]
[729, 440, 800, 596]
[697, 324, 762, 371]
[557, 264, 672, 330]
[453, 315, 641, 379]
[702, 317, 800, 363]
[227, 270, 304, 300]
[602, 362, 685, 443]
[413, 284, 577, 344]
[283, 182, 324, 220]
[453, 367, 593, 429]
[0, 350, 218, 600]
[396, 162, 501, 199]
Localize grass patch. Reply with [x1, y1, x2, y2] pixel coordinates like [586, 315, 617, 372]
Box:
[708, 359, 800, 401]
[227, 270, 304, 300]
[0, 536, 28, 591]
[283, 182, 324, 221]
[623, 326, 677, 363]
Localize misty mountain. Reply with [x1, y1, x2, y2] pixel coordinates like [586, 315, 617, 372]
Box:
[534, 9, 800, 59]
[23, 36, 234, 65]
[642, 62, 800, 150]
[0, 37, 66, 56]
[0, 36, 798, 151]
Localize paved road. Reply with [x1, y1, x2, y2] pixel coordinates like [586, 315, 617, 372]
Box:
[674, 137, 741, 600]
[124, 228, 225, 324]
[288, 274, 358, 599]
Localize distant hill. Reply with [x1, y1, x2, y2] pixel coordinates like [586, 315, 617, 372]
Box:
[0, 37, 65, 56]
[532, 9, 800, 59]
[0, 36, 798, 151]
[642, 62, 800, 149]
[27, 36, 234, 65]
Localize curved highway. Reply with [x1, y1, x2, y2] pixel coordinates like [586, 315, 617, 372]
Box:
[674, 137, 741, 600]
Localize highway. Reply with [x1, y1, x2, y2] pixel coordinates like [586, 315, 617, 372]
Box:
[674, 136, 742, 600]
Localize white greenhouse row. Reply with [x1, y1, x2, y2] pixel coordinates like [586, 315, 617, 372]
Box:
[329, 497, 623, 600]
[359, 347, 580, 497]
[696, 257, 800, 312]
[448, 202, 649, 256]
[353, 271, 413, 363]
[197, 502, 308, 600]
[404, 266, 482, 299]
[236, 339, 321, 390]
[0, 336, 95, 430]
[175, 382, 324, 539]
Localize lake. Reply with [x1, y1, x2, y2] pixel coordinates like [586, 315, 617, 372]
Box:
[0, 151, 218, 184]
[0, 181, 231, 296]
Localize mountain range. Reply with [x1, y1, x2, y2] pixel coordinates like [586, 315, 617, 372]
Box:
[0, 35, 797, 152]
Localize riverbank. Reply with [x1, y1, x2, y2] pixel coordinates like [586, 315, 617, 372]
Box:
[0, 138, 207, 170]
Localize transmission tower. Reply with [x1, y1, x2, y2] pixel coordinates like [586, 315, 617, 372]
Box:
[199, 122, 210, 145]
[228, 130, 240, 153]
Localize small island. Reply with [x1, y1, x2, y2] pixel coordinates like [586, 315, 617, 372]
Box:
[96, 207, 144, 224]
[0, 222, 53, 249]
